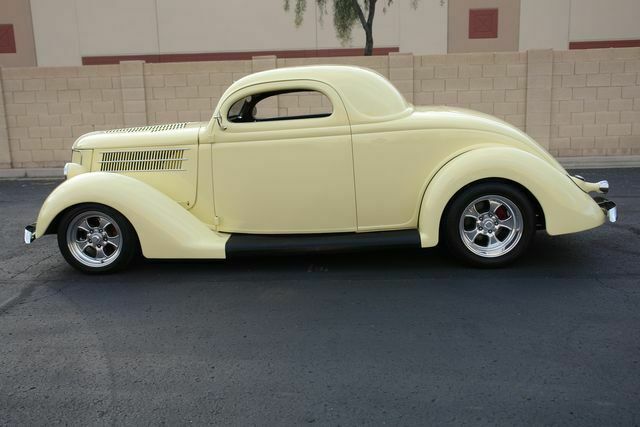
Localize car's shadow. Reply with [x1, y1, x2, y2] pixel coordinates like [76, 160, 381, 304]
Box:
[109, 232, 610, 282]
[38, 222, 634, 287]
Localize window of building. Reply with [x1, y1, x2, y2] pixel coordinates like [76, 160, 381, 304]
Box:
[468, 9, 499, 39]
[0, 24, 17, 54]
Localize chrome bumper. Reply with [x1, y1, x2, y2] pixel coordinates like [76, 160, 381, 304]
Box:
[24, 224, 36, 244]
[593, 197, 617, 223]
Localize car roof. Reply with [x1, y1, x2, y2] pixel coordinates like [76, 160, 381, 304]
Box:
[221, 65, 411, 124]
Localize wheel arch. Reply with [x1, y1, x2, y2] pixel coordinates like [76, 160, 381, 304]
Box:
[417, 147, 604, 247]
[34, 172, 229, 259]
[438, 177, 545, 233]
[45, 202, 141, 245]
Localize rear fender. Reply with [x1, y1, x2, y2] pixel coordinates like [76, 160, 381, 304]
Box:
[35, 172, 228, 259]
[417, 147, 605, 247]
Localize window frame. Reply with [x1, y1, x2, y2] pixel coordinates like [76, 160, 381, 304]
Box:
[216, 79, 349, 136]
[227, 88, 334, 124]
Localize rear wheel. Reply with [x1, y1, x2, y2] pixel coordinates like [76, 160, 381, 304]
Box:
[57, 204, 138, 273]
[443, 182, 536, 267]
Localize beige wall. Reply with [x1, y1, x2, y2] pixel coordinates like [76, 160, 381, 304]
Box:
[1, 48, 639, 169]
[0, 0, 36, 67]
[550, 48, 640, 157]
[76, 0, 159, 56]
[28, 0, 447, 67]
[414, 51, 527, 130]
[519, 0, 570, 51]
[23, 0, 640, 68]
[399, 0, 448, 55]
[29, 0, 81, 66]
[520, 0, 640, 51]
[570, 0, 640, 42]
[158, 0, 324, 53]
[448, 0, 521, 53]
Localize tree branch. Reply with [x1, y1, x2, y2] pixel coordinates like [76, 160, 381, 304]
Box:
[367, 0, 377, 26]
[350, 0, 368, 29]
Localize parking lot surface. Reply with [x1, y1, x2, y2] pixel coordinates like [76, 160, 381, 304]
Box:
[1, 168, 639, 425]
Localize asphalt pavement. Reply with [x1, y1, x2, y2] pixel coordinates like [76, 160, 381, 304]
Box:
[0, 168, 639, 425]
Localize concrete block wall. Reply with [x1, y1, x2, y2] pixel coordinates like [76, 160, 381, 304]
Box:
[0, 47, 639, 169]
[1, 64, 124, 168]
[143, 60, 252, 125]
[550, 48, 640, 157]
[0, 75, 12, 169]
[413, 52, 528, 131]
[275, 92, 332, 118]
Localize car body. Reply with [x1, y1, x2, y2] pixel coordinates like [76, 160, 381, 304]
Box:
[24, 65, 617, 272]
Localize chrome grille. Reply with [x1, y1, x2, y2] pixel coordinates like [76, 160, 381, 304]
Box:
[99, 149, 187, 172]
[105, 123, 188, 133]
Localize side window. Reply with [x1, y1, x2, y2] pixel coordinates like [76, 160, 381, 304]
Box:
[227, 89, 333, 123]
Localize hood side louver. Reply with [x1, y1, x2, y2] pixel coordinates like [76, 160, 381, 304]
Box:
[105, 122, 188, 133]
[99, 149, 187, 172]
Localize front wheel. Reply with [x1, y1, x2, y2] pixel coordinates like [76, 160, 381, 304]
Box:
[57, 204, 138, 273]
[442, 182, 536, 267]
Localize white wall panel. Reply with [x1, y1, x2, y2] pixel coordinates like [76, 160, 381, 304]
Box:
[30, 0, 81, 66]
[399, 0, 448, 55]
[75, 0, 159, 56]
[519, 0, 570, 50]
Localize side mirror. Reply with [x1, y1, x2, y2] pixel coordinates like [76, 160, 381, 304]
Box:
[213, 113, 227, 131]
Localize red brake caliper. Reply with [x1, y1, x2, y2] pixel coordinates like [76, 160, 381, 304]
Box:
[495, 205, 508, 220]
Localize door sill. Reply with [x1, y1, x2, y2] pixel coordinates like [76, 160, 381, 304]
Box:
[225, 229, 420, 257]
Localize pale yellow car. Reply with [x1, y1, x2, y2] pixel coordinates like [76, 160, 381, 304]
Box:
[24, 65, 616, 273]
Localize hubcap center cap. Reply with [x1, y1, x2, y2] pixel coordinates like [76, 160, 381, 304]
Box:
[90, 234, 102, 245]
[483, 220, 495, 231]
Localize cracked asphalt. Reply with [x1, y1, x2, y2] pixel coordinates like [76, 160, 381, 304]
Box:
[1, 168, 639, 426]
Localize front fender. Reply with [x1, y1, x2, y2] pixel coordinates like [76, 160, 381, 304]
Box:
[417, 147, 605, 247]
[35, 173, 229, 259]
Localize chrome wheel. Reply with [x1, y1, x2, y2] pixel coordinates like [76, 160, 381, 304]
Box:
[66, 211, 122, 267]
[458, 195, 523, 258]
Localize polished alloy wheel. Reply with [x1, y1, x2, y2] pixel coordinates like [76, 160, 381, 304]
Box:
[66, 211, 122, 267]
[458, 194, 523, 258]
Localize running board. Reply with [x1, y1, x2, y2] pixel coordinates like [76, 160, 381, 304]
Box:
[225, 230, 421, 258]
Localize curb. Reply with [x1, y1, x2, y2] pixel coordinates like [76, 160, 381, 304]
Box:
[0, 168, 63, 179]
[1, 156, 639, 179]
[558, 155, 640, 169]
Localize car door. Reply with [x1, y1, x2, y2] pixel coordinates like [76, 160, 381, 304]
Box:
[211, 80, 357, 234]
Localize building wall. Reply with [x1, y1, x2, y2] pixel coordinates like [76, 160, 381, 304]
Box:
[29, 0, 81, 66]
[550, 48, 640, 156]
[398, 0, 448, 55]
[413, 51, 527, 129]
[27, 0, 447, 67]
[519, 0, 640, 51]
[570, 0, 640, 42]
[448, 0, 521, 53]
[0, 0, 37, 67]
[7, 0, 640, 68]
[1, 48, 639, 169]
[519, 0, 571, 51]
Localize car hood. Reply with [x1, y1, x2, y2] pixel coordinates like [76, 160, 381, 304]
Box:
[411, 105, 565, 173]
[72, 122, 205, 150]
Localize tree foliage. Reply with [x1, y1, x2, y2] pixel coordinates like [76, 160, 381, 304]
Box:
[284, 0, 419, 55]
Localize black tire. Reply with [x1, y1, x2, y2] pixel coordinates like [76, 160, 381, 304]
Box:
[442, 182, 536, 267]
[57, 203, 138, 274]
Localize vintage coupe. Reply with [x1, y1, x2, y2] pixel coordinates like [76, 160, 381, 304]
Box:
[24, 65, 616, 272]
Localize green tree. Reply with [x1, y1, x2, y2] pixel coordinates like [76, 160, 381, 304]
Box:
[284, 0, 419, 56]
